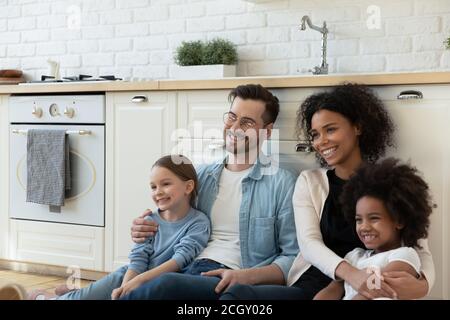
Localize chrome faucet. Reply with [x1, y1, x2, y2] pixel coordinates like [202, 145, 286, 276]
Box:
[300, 15, 328, 75]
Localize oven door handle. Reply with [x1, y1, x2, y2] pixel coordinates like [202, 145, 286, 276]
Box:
[12, 129, 92, 136]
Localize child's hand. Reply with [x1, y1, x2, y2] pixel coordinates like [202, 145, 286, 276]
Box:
[349, 268, 397, 299]
[111, 287, 123, 300]
[112, 279, 142, 300]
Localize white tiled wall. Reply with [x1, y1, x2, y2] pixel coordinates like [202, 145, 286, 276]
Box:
[0, 0, 449, 80]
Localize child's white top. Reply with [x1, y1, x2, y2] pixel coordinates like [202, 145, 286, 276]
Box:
[343, 247, 421, 300]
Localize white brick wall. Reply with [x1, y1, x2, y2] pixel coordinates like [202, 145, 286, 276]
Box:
[116, 52, 148, 66]
[0, 0, 449, 80]
[442, 51, 450, 68]
[22, 3, 50, 17]
[7, 44, 35, 57]
[0, 18, 6, 32]
[134, 6, 169, 22]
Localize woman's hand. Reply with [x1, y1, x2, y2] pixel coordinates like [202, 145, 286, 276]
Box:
[382, 271, 428, 300]
[201, 269, 254, 294]
[130, 209, 159, 243]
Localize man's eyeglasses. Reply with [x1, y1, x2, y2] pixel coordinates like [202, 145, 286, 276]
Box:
[223, 112, 260, 131]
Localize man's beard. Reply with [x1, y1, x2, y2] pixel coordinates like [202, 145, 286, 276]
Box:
[223, 128, 260, 164]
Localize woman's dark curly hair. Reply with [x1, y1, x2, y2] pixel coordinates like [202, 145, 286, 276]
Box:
[340, 158, 433, 249]
[296, 83, 395, 167]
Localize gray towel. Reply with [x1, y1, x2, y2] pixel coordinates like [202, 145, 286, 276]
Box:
[26, 129, 71, 207]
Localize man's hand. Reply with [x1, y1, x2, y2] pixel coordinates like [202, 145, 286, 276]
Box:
[201, 269, 254, 294]
[131, 209, 159, 243]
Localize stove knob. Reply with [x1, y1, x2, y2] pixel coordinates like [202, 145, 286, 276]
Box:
[64, 107, 75, 118]
[32, 106, 43, 118]
[49, 103, 60, 117]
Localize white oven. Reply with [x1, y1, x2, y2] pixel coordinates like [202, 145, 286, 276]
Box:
[9, 95, 105, 227]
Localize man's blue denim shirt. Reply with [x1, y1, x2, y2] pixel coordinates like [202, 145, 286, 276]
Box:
[195, 155, 299, 281]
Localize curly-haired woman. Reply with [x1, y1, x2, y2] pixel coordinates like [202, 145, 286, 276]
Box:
[314, 158, 433, 300]
[221, 83, 434, 300]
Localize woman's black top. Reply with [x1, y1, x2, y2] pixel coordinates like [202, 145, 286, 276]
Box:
[320, 170, 364, 257]
[293, 170, 364, 298]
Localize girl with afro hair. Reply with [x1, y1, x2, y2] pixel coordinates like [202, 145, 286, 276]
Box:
[314, 158, 433, 299]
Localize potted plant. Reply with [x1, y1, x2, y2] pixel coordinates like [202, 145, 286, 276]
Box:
[172, 38, 238, 79]
[445, 36, 450, 49]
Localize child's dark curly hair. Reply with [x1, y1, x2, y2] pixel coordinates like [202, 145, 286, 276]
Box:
[340, 158, 433, 248]
[296, 83, 395, 167]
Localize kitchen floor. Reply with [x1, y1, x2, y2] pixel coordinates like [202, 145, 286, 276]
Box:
[0, 269, 93, 297]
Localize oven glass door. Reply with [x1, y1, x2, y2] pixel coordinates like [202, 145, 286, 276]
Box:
[9, 124, 105, 227]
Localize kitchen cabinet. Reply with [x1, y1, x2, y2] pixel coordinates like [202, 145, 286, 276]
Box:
[373, 84, 450, 299]
[105, 91, 177, 271]
[0, 95, 9, 259]
[9, 220, 104, 271]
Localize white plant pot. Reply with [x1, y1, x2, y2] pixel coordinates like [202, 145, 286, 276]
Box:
[171, 64, 236, 79]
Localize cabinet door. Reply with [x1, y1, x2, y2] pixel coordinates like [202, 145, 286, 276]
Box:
[0, 95, 9, 259]
[105, 91, 176, 271]
[177, 90, 230, 140]
[270, 88, 321, 141]
[373, 84, 450, 300]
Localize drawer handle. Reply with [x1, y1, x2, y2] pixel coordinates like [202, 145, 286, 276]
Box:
[397, 90, 423, 100]
[131, 95, 148, 103]
[296, 142, 313, 153]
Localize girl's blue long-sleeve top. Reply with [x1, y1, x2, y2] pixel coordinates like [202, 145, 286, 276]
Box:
[128, 207, 210, 274]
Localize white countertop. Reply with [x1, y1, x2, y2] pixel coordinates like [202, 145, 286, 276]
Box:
[0, 72, 449, 94]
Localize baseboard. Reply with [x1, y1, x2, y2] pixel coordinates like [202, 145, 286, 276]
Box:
[0, 259, 107, 281]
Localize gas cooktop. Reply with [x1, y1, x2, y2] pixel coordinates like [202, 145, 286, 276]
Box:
[20, 74, 123, 84]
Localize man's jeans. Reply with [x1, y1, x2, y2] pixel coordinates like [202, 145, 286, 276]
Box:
[122, 259, 229, 300]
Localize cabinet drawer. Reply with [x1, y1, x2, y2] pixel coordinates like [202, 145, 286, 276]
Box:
[372, 84, 450, 101]
[9, 220, 104, 271]
[111, 91, 173, 106]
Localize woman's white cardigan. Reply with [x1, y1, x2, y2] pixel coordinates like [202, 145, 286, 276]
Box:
[287, 169, 435, 294]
